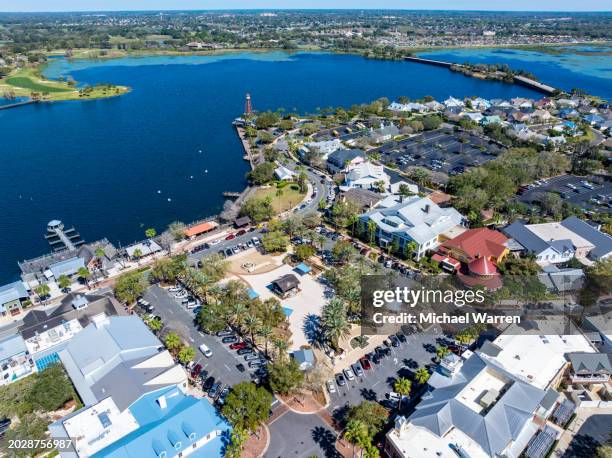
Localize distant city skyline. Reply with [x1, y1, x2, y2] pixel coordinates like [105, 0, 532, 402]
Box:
[1, 1, 610, 13]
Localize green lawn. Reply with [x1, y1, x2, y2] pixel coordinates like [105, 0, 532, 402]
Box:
[254, 183, 306, 213]
[6, 76, 72, 93]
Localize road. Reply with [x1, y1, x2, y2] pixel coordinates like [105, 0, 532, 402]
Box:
[143, 285, 255, 387]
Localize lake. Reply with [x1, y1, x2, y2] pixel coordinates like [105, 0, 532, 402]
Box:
[0, 50, 564, 282]
[419, 45, 612, 100]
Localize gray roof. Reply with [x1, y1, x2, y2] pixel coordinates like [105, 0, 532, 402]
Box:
[0, 334, 28, 361]
[502, 222, 550, 253]
[568, 352, 612, 374]
[48, 256, 85, 278]
[59, 316, 163, 407]
[561, 216, 612, 260]
[327, 149, 365, 168]
[272, 274, 300, 293]
[410, 352, 546, 456]
[18, 293, 124, 340]
[292, 349, 314, 365]
[539, 388, 560, 411]
[0, 281, 28, 306]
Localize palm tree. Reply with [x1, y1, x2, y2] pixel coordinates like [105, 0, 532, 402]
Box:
[146, 317, 162, 333]
[436, 345, 450, 361]
[229, 302, 247, 329]
[77, 267, 91, 289]
[133, 248, 143, 264]
[57, 275, 71, 292]
[258, 325, 273, 358]
[367, 220, 377, 245]
[394, 377, 411, 411]
[273, 338, 288, 361]
[145, 228, 157, 244]
[322, 299, 351, 350]
[344, 420, 369, 458]
[34, 284, 50, 303]
[243, 314, 262, 346]
[414, 367, 430, 385]
[164, 332, 182, 354]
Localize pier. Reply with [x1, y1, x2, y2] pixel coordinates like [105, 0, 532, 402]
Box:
[404, 55, 558, 95]
[45, 220, 84, 252]
[0, 100, 39, 110]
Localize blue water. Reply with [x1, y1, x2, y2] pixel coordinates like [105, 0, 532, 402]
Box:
[0, 51, 551, 282]
[419, 45, 612, 100]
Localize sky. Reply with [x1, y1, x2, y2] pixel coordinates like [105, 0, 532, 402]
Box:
[1, 1, 610, 13]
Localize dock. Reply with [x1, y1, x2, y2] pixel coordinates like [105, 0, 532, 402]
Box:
[45, 220, 84, 252]
[513, 75, 556, 95]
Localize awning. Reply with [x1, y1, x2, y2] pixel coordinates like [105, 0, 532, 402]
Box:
[295, 263, 311, 275]
[185, 221, 218, 238]
[247, 288, 259, 300]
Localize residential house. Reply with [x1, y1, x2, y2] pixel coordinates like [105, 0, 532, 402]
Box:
[388, 181, 419, 196]
[337, 188, 384, 212]
[556, 98, 579, 108]
[0, 334, 35, 386]
[359, 196, 465, 259]
[463, 112, 483, 123]
[480, 115, 502, 126]
[301, 138, 343, 161]
[584, 114, 605, 126]
[388, 102, 427, 113]
[425, 100, 445, 112]
[44, 256, 85, 281]
[538, 265, 585, 293]
[443, 96, 464, 108]
[531, 109, 552, 122]
[511, 97, 533, 109]
[0, 280, 30, 317]
[327, 149, 365, 173]
[567, 352, 611, 384]
[341, 161, 390, 192]
[470, 97, 491, 111]
[511, 111, 531, 123]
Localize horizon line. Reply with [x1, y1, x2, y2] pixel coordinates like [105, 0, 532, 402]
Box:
[1, 8, 611, 14]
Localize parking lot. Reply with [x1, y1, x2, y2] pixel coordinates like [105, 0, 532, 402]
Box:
[376, 129, 503, 176]
[518, 174, 612, 214]
[142, 285, 257, 389]
[326, 333, 443, 414]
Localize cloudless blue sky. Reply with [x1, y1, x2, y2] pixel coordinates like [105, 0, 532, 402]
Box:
[1, 1, 610, 13]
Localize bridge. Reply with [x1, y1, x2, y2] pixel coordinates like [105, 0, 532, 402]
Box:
[0, 100, 39, 110]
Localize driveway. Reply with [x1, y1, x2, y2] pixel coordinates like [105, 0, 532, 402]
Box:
[266, 410, 340, 458]
[143, 285, 253, 387]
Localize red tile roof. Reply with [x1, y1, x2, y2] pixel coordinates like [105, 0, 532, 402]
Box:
[441, 227, 508, 262]
[468, 256, 498, 276]
[185, 221, 218, 238]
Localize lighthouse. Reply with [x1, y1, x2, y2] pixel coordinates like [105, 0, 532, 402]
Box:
[245, 93, 252, 114]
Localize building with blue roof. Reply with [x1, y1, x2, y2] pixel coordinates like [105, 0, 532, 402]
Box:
[0, 280, 29, 317]
[0, 334, 35, 386]
[91, 386, 231, 458]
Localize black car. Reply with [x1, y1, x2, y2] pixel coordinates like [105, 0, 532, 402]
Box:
[202, 376, 215, 391]
[222, 336, 238, 344]
[336, 373, 346, 386]
[375, 346, 386, 358]
[383, 339, 392, 348]
[389, 335, 400, 347]
[236, 363, 246, 372]
[237, 348, 253, 356]
[396, 333, 407, 343]
[369, 351, 380, 364]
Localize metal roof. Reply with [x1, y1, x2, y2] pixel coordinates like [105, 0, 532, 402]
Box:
[48, 256, 85, 278]
[0, 334, 27, 361]
[0, 280, 28, 307]
[561, 216, 612, 260]
[568, 352, 612, 374]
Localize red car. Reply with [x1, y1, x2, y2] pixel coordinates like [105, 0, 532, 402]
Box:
[230, 342, 247, 350]
[236, 229, 247, 236]
[191, 364, 203, 378]
[225, 233, 235, 241]
[359, 356, 372, 370]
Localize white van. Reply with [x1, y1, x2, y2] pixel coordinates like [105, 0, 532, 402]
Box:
[199, 343, 213, 358]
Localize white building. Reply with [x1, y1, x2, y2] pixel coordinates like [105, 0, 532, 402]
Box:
[359, 196, 465, 259]
[341, 161, 390, 192]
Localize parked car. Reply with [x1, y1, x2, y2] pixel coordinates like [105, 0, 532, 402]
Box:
[237, 348, 254, 356]
[225, 233, 235, 240]
[208, 382, 222, 399]
[389, 335, 400, 347]
[326, 379, 336, 394]
[236, 229, 246, 236]
[359, 356, 372, 370]
[352, 363, 364, 377]
[336, 373, 346, 386]
[230, 342, 247, 350]
[343, 368, 355, 381]
[216, 330, 233, 337]
[222, 336, 238, 344]
[216, 386, 230, 405]
[244, 353, 260, 361]
[236, 363, 246, 372]
[199, 343, 212, 358]
[202, 376, 215, 391]
[396, 332, 406, 343]
[191, 364, 203, 378]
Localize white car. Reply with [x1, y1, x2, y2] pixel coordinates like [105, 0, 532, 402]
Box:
[173, 291, 188, 299]
[199, 343, 213, 358]
[326, 380, 336, 394]
[343, 368, 355, 381]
